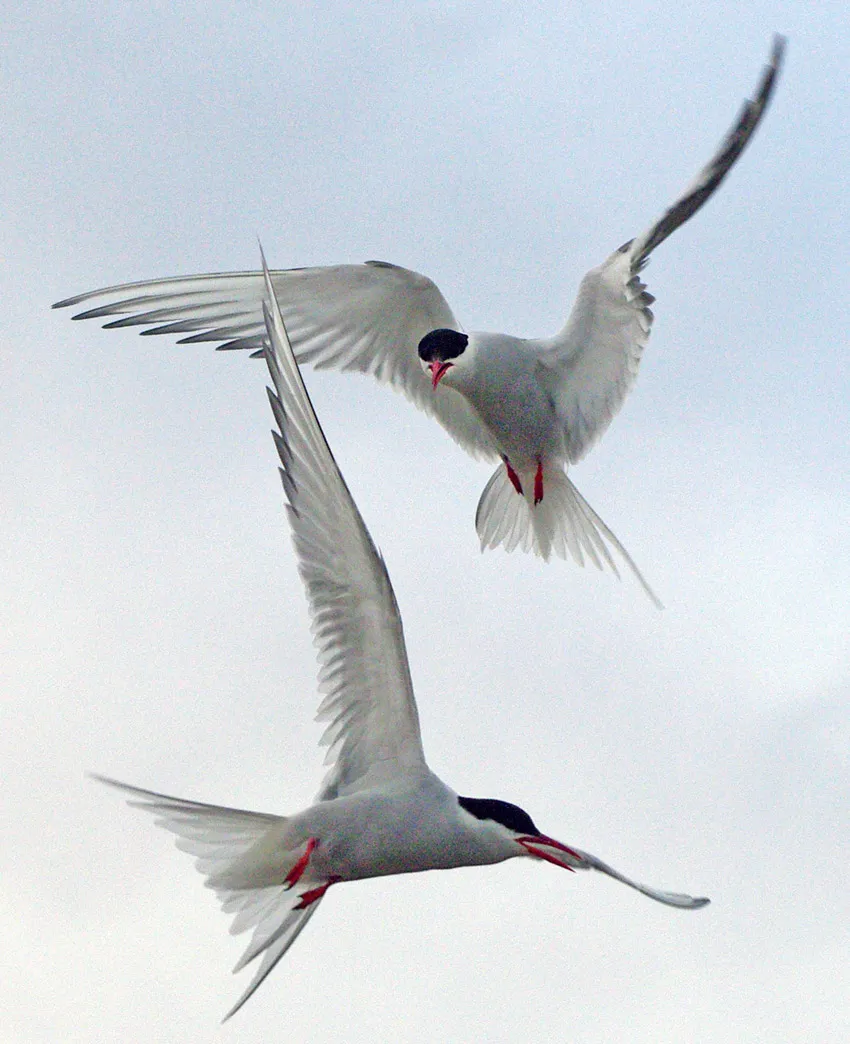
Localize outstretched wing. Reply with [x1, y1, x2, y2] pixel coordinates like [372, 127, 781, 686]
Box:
[259, 249, 428, 799]
[540, 36, 785, 463]
[54, 261, 497, 459]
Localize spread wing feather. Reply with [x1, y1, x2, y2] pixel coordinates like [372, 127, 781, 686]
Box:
[258, 251, 428, 799]
[540, 36, 785, 463]
[55, 262, 497, 459]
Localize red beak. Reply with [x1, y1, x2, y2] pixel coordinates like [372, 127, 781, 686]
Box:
[428, 361, 453, 389]
[516, 834, 586, 871]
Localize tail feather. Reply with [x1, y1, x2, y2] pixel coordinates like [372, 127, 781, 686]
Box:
[475, 466, 533, 554]
[475, 464, 662, 608]
[223, 896, 323, 1021]
[223, 883, 293, 936]
[93, 776, 325, 1019]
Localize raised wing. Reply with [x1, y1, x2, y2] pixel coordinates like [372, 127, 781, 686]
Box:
[258, 251, 428, 799]
[54, 261, 497, 459]
[540, 36, 785, 463]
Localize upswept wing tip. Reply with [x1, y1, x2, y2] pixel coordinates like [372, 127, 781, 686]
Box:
[770, 34, 788, 65]
[630, 35, 785, 268]
[550, 37, 785, 463]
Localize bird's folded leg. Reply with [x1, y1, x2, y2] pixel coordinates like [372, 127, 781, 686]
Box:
[502, 456, 523, 495]
[534, 461, 544, 505]
[284, 837, 318, 889]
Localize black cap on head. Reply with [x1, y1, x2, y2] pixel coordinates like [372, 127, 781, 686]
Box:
[458, 796, 539, 835]
[418, 328, 469, 363]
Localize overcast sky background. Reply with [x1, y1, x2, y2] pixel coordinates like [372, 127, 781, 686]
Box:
[3, 3, 848, 1041]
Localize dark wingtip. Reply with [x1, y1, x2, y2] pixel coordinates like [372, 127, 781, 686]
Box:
[763, 35, 787, 98]
[51, 298, 83, 313]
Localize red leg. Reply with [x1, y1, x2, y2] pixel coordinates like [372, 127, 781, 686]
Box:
[533, 461, 544, 505]
[294, 876, 340, 910]
[503, 457, 523, 496]
[284, 837, 318, 889]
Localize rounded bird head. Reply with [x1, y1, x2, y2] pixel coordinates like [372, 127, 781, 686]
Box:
[418, 328, 469, 390]
[457, 795, 587, 869]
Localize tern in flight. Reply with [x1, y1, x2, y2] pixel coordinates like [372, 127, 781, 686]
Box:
[56, 39, 784, 606]
[56, 39, 784, 605]
[95, 257, 708, 1021]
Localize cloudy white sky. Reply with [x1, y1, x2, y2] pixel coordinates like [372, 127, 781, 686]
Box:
[3, 2, 848, 1041]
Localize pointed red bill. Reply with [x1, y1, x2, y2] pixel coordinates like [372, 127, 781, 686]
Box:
[517, 834, 585, 871]
[428, 361, 453, 389]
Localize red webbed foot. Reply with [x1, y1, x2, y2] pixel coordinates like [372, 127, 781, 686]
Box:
[294, 876, 341, 910]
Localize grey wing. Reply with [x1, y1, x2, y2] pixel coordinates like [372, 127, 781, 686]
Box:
[54, 261, 497, 459]
[258, 251, 428, 799]
[540, 36, 785, 463]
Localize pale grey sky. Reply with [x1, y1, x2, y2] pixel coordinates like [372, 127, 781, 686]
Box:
[3, 3, 848, 1042]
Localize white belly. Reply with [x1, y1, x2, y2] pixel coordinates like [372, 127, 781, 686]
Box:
[460, 334, 564, 467]
[290, 775, 513, 881]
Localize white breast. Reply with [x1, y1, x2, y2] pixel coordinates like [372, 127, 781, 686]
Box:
[454, 333, 564, 468]
[294, 773, 516, 881]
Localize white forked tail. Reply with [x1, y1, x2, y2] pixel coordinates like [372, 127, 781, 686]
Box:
[93, 776, 325, 1021]
[475, 463, 662, 608]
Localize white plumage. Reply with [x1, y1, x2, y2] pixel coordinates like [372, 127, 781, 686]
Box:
[56, 38, 784, 606]
[96, 254, 708, 1020]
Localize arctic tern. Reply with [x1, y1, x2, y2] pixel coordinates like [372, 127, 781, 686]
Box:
[95, 255, 708, 1020]
[56, 38, 785, 605]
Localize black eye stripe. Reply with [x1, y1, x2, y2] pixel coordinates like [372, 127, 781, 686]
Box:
[458, 796, 539, 835]
[418, 328, 469, 362]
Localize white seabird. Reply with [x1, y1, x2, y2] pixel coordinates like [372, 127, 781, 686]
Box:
[55, 39, 785, 604]
[95, 255, 708, 1021]
[55, 39, 784, 605]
